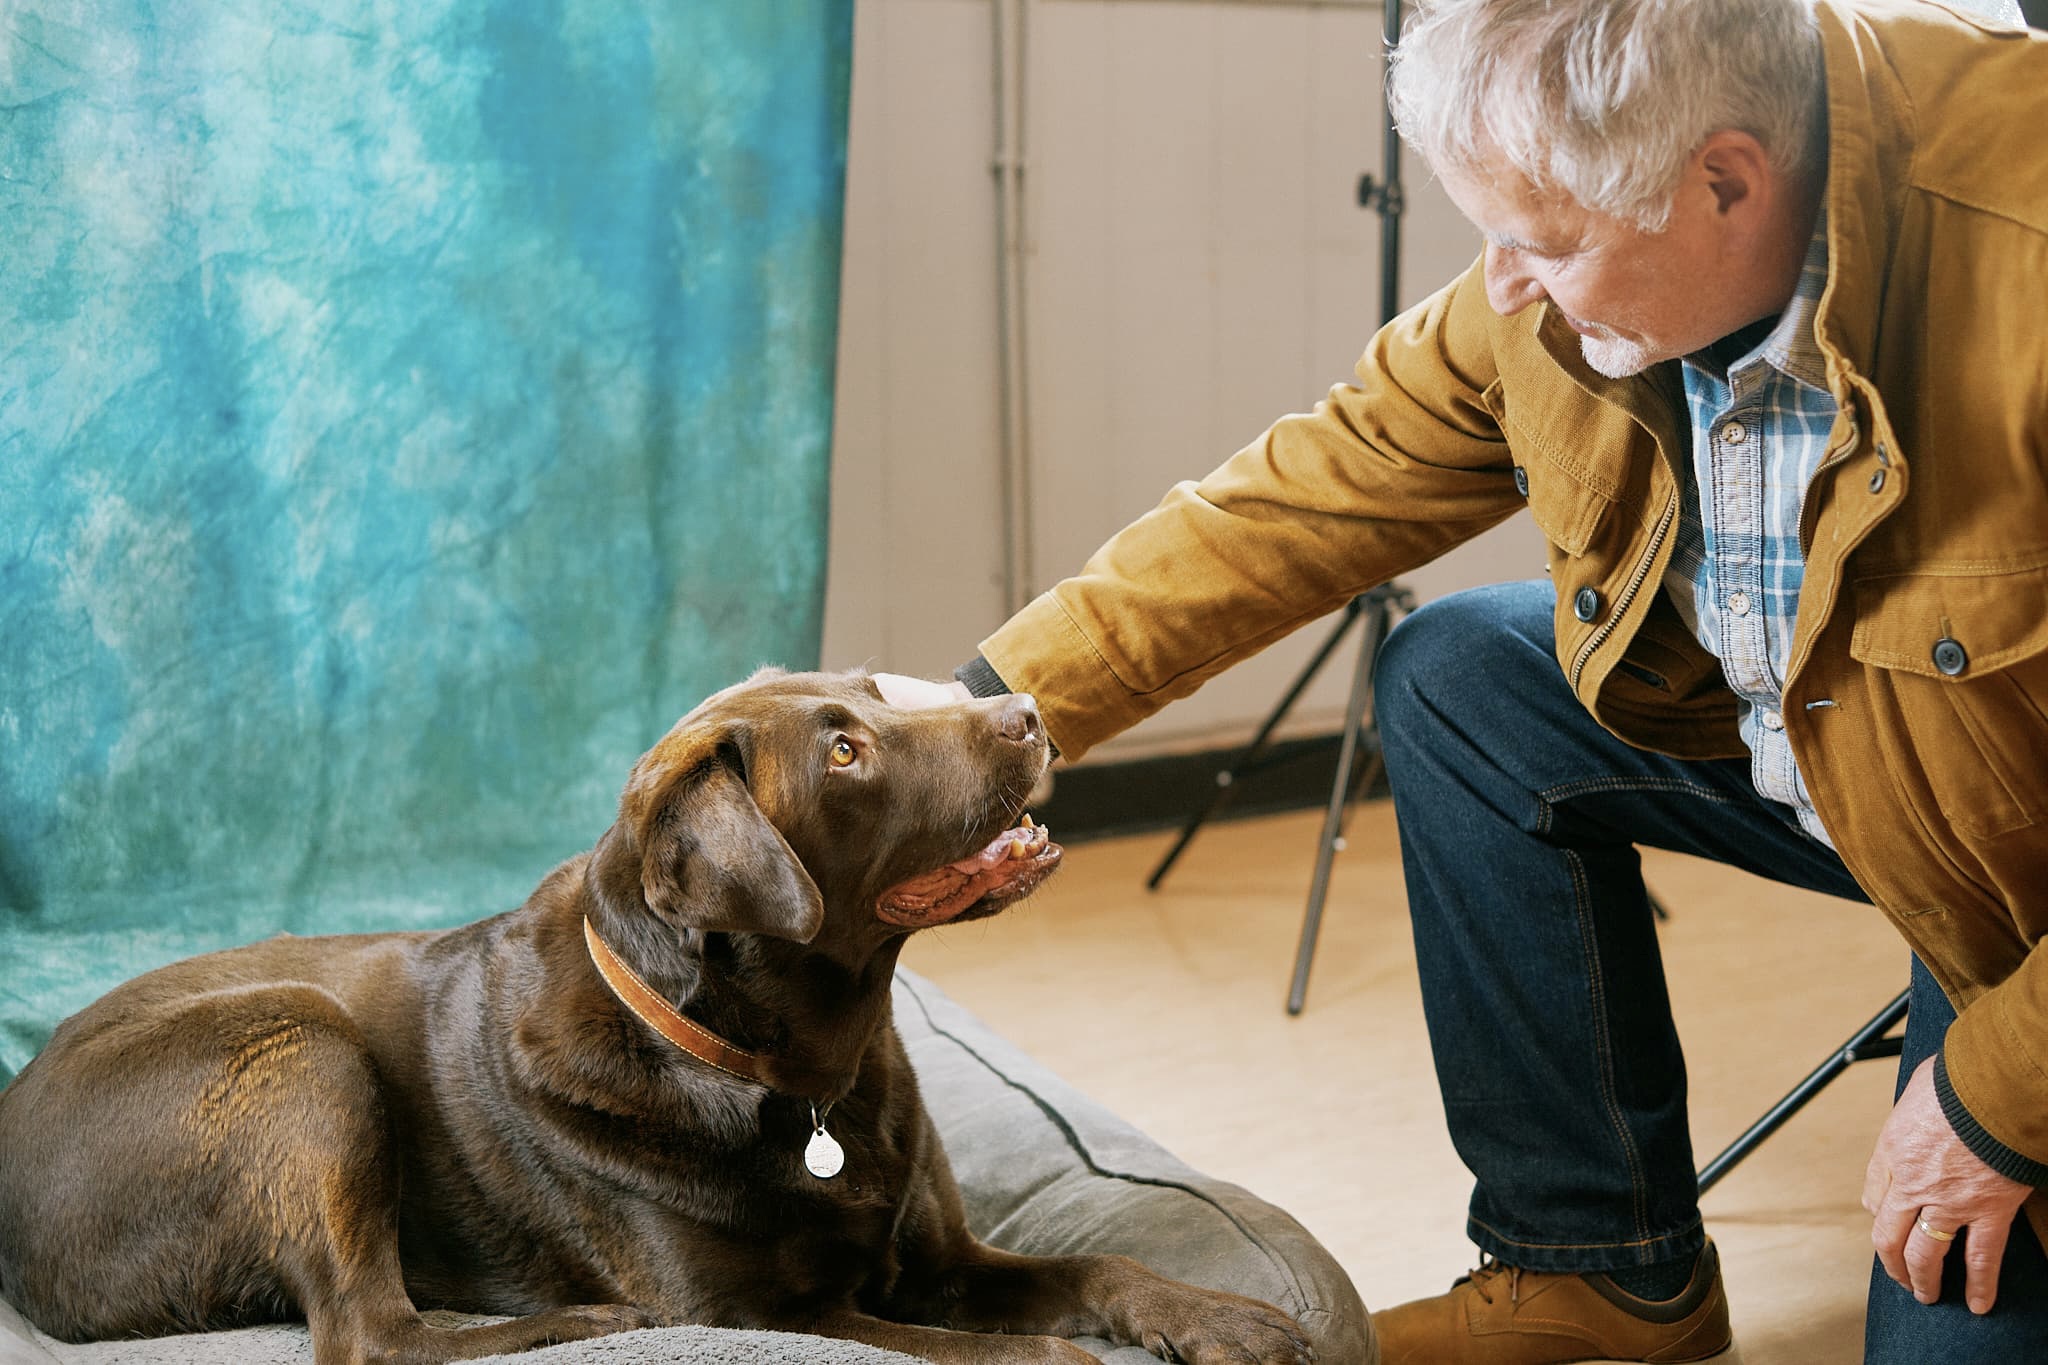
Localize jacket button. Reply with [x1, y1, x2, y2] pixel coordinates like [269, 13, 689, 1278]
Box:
[1868, 468, 1886, 494]
[1573, 587, 1602, 623]
[1514, 466, 1530, 498]
[1933, 637, 1968, 676]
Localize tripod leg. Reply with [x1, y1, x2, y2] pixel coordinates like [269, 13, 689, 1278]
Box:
[1330, 616, 1400, 839]
[1287, 599, 1394, 1015]
[1147, 597, 1364, 890]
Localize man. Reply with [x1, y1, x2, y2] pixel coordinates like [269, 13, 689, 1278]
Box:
[878, 1, 2048, 1360]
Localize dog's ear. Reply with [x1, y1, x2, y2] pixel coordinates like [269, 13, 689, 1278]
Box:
[625, 737, 824, 944]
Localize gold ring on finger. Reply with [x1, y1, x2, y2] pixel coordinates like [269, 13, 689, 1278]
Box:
[1915, 1215, 1957, 1243]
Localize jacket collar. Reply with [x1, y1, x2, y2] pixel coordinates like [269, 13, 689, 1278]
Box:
[1809, 0, 1915, 407]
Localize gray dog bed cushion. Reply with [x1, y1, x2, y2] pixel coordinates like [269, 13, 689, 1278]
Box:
[1, 969, 1375, 1365]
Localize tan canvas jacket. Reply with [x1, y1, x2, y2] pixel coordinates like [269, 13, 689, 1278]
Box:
[979, 0, 2048, 1231]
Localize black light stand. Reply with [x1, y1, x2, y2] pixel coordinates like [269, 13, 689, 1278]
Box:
[1145, 0, 1414, 1017]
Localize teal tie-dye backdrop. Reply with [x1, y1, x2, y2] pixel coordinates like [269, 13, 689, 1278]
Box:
[0, 3, 853, 1079]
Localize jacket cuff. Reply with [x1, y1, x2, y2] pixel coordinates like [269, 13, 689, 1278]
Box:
[1935, 1050, 2048, 1189]
[980, 590, 1148, 762]
[953, 656, 1011, 699]
[954, 655, 1060, 760]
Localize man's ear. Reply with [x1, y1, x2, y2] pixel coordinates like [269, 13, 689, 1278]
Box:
[1696, 128, 1771, 220]
[630, 745, 825, 944]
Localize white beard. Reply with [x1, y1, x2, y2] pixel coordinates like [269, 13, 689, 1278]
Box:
[1579, 329, 1659, 379]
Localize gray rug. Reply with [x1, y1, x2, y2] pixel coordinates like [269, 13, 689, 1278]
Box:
[15, 1311, 930, 1365]
[3, 1285, 1153, 1364]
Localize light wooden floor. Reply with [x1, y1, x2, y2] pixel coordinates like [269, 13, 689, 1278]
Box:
[902, 800, 1908, 1365]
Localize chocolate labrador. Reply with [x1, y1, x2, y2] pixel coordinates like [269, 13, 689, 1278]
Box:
[0, 669, 1314, 1365]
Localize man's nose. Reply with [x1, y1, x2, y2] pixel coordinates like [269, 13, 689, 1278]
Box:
[1483, 244, 1546, 316]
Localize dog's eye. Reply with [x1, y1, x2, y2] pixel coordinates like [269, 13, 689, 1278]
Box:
[829, 738, 858, 769]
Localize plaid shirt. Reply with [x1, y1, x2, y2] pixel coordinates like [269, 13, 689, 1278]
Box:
[1663, 214, 1837, 846]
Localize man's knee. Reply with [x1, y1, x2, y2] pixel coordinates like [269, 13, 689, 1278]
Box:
[1373, 579, 1557, 745]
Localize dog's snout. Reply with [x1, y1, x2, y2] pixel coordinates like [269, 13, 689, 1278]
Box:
[995, 694, 1042, 746]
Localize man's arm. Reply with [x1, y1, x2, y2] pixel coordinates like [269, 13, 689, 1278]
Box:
[972, 260, 1524, 762]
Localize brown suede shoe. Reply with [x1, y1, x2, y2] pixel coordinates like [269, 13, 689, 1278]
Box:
[1372, 1238, 1737, 1364]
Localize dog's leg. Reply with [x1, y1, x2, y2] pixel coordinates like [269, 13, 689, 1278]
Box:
[797, 1307, 1095, 1365]
[309, 1302, 660, 1365]
[790, 1244, 1316, 1365]
[297, 1168, 659, 1365]
[886, 1241, 1317, 1365]
[840, 1130, 1312, 1364]
[187, 993, 664, 1365]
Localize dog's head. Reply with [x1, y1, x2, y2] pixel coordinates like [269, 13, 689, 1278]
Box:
[599, 668, 1061, 954]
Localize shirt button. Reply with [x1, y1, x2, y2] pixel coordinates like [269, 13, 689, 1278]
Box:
[1573, 587, 1603, 623]
[1933, 638, 1968, 676]
[1760, 709, 1785, 732]
[1720, 420, 1748, 445]
[1728, 590, 1752, 617]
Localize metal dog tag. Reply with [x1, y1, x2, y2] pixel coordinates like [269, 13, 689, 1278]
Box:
[804, 1124, 844, 1179]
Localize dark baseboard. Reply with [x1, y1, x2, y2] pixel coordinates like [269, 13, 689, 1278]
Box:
[1034, 731, 1390, 846]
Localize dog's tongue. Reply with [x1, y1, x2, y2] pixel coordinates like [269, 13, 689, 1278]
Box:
[876, 819, 1060, 927]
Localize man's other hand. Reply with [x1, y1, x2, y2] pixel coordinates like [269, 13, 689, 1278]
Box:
[1862, 1055, 2032, 1314]
[873, 673, 973, 709]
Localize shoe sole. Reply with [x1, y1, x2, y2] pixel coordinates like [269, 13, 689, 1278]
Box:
[1580, 1343, 1743, 1365]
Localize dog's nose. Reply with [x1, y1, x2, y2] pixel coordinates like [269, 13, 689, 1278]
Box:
[995, 694, 1042, 746]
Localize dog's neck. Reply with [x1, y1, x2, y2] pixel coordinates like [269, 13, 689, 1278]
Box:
[583, 901, 902, 1106]
[583, 918, 781, 1088]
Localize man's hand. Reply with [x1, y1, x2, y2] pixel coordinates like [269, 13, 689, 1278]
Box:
[873, 672, 972, 710]
[1862, 1055, 2031, 1313]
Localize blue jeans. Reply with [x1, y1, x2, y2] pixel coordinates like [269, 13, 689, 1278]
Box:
[1372, 580, 2047, 1362]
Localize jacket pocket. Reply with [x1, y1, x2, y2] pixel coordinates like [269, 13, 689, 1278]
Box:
[1623, 604, 1724, 695]
[1851, 566, 2048, 838]
[1481, 380, 1619, 557]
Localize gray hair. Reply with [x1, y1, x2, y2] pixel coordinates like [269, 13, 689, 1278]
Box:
[1386, 0, 1826, 229]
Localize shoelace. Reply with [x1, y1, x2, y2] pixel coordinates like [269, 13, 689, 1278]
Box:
[1457, 1253, 1523, 1307]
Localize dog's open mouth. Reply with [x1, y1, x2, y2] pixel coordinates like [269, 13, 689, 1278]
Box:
[875, 817, 1063, 928]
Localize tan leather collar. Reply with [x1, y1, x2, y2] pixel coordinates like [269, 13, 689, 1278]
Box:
[582, 916, 773, 1088]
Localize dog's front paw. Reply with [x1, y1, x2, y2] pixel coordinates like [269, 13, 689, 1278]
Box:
[1134, 1289, 1315, 1365]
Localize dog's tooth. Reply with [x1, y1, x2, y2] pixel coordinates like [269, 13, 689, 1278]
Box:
[1009, 838, 1029, 861]
[1023, 813, 1035, 830]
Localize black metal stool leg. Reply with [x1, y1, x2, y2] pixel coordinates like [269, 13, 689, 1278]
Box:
[1696, 987, 1911, 1195]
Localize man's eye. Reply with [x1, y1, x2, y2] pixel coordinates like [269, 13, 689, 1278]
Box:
[829, 738, 857, 768]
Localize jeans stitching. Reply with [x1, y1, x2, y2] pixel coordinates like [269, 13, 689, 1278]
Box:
[1567, 848, 1652, 1244]
[1469, 1212, 1706, 1256]
[1538, 774, 1743, 806]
